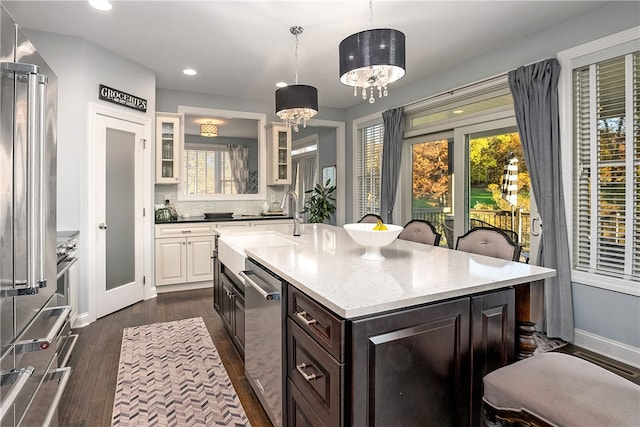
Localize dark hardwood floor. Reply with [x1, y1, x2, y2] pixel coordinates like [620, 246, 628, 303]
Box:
[59, 288, 272, 427]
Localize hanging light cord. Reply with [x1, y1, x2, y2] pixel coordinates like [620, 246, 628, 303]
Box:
[294, 30, 299, 85]
[289, 26, 304, 85]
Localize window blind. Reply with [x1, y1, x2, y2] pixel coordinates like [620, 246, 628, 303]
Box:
[573, 51, 639, 282]
[356, 123, 384, 218]
[184, 147, 236, 195]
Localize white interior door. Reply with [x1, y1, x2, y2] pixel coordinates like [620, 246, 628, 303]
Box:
[95, 114, 145, 318]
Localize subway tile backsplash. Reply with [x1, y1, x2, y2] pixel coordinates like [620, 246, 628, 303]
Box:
[154, 184, 287, 218]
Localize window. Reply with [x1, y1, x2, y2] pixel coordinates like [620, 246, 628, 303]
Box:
[355, 122, 384, 218]
[559, 27, 639, 295]
[183, 146, 237, 195]
[573, 52, 639, 282]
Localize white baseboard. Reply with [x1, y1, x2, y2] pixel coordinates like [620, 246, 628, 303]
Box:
[155, 281, 212, 293]
[72, 311, 91, 329]
[573, 328, 640, 369]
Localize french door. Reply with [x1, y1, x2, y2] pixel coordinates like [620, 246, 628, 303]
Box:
[406, 117, 541, 262]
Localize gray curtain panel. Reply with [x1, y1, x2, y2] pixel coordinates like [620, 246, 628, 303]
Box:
[508, 58, 574, 341]
[380, 107, 405, 224]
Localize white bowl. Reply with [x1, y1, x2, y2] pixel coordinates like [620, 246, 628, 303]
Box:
[343, 223, 404, 260]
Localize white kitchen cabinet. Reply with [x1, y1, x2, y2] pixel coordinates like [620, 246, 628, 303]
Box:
[155, 113, 183, 183]
[154, 224, 215, 287]
[266, 123, 291, 185]
[155, 236, 187, 285]
[186, 235, 215, 282]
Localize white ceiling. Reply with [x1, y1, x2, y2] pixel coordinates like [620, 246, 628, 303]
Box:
[4, 0, 609, 112]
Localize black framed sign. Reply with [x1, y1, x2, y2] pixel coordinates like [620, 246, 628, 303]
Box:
[99, 84, 147, 112]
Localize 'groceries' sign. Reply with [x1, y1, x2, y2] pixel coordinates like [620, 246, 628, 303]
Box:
[99, 84, 147, 112]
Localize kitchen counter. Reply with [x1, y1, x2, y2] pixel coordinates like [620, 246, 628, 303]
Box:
[215, 223, 556, 319]
[155, 214, 292, 224]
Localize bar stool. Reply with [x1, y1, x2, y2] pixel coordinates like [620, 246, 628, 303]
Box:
[483, 352, 640, 426]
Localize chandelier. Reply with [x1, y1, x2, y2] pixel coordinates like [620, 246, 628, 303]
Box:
[275, 26, 318, 132]
[339, 0, 406, 103]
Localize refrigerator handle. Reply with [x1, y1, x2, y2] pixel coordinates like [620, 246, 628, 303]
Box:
[26, 70, 48, 292]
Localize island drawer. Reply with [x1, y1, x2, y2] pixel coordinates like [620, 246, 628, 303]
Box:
[288, 287, 345, 362]
[287, 319, 343, 427]
[288, 379, 327, 427]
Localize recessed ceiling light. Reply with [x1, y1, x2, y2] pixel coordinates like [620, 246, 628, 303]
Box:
[453, 109, 464, 114]
[276, 82, 288, 88]
[89, 0, 112, 11]
[183, 68, 197, 76]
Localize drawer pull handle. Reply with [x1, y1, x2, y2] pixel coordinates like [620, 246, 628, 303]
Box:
[295, 311, 317, 326]
[296, 363, 318, 382]
[181, 230, 192, 233]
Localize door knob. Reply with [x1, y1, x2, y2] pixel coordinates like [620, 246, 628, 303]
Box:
[98, 223, 108, 230]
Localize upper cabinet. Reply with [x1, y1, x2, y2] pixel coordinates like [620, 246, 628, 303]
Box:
[266, 123, 291, 185]
[156, 113, 183, 184]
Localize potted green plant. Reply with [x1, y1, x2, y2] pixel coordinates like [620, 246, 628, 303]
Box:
[303, 179, 336, 223]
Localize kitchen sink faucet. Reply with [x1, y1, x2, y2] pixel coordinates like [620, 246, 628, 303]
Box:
[280, 190, 302, 236]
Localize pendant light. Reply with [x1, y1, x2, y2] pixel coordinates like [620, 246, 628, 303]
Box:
[339, 0, 406, 103]
[275, 26, 318, 132]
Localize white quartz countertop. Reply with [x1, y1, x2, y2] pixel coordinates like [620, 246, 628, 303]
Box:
[215, 223, 556, 319]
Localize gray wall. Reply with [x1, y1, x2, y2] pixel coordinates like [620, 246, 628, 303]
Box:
[22, 30, 156, 315]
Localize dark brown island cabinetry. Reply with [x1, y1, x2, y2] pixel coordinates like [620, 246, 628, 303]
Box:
[287, 285, 514, 427]
[214, 259, 246, 358]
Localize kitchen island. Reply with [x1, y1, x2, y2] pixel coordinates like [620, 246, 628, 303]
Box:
[214, 223, 556, 427]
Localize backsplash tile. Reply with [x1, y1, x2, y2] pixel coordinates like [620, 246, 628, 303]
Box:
[154, 185, 287, 218]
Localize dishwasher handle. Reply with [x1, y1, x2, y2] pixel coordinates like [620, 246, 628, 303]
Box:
[240, 270, 280, 301]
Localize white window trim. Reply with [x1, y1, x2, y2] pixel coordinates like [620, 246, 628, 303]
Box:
[558, 26, 640, 296]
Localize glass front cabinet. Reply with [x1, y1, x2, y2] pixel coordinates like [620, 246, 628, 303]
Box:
[155, 113, 183, 183]
[266, 123, 291, 185]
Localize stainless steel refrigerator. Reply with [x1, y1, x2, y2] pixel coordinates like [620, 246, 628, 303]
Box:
[0, 4, 73, 426]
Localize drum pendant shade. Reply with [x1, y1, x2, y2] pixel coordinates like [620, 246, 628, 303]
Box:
[275, 85, 318, 114]
[339, 28, 406, 103]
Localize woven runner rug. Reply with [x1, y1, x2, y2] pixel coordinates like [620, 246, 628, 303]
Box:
[112, 317, 251, 427]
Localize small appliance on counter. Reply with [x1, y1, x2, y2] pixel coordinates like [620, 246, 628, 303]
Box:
[155, 200, 178, 222]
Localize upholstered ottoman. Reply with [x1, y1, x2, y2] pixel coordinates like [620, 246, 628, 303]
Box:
[483, 352, 640, 426]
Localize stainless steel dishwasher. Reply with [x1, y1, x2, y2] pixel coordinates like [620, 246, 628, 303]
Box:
[240, 258, 285, 427]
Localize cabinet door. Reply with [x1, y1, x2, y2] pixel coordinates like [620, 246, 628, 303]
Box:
[232, 290, 245, 357]
[154, 237, 186, 286]
[219, 272, 234, 333]
[470, 289, 515, 426]
[350, 298, 471, 427]
[267, 124, 291, 185]
[213, 256, 222, 312]
[186, 236, 214, 282]
[155, 114, 181, 183]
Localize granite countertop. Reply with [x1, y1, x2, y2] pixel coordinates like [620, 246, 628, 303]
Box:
[155, 214, 292, 224]
[215, 223, 557, 319]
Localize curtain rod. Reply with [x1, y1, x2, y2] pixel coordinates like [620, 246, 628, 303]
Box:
[398, 57, 552, 113]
